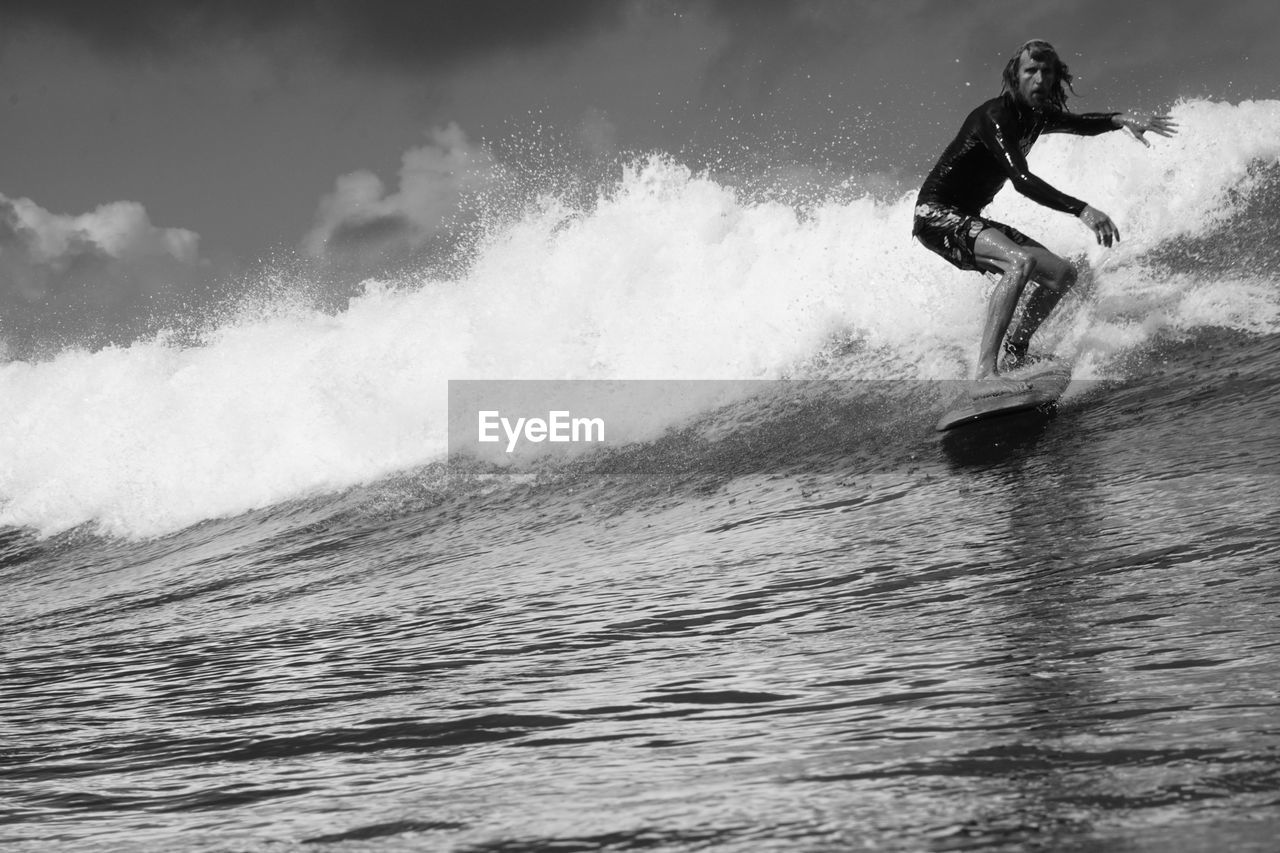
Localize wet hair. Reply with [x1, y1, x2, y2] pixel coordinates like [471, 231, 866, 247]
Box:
[1001, 39, 1076, 111]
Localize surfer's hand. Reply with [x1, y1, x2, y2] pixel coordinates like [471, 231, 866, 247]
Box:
[1078, 205, 1119, 247]
[1117, 113, 1179, 147]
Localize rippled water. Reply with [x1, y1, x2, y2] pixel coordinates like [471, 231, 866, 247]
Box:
[3, 330, 1279, 852]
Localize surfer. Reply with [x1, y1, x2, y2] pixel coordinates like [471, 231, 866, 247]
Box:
[913, 39, 1177, 394]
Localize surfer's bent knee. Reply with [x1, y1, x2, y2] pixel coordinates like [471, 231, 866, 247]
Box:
[1059, 262, 1079, 292]
[1011, 253, 1037, 282]
[1040, 256, 1076, 293]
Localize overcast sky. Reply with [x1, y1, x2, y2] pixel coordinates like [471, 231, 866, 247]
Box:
[3, 0, 1277, 257]
[0, 0, 1276, 351]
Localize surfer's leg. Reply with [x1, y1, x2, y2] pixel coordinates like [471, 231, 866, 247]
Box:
[1004, 252, 1077, 364]
[972, 228, 1040, 387]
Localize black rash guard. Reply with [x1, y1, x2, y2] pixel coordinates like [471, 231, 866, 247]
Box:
[918, 93, 1119, 216]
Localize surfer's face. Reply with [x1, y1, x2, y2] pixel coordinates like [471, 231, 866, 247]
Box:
[1015, 50, 1056, 109]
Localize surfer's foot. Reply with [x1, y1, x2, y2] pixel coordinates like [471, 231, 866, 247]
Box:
[1000, 341, 1045, 371]
[1000, 351, 1053, 374]
[971, 373, 1032, 398]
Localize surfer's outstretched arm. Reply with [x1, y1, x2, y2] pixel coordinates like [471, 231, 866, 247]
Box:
[1113, 113, 1179, 147]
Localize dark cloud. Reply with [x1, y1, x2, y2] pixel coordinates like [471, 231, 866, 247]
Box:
[8, 1, 1273, 97]
[0, 0, 632, 68]
[324, 214, 414, 252]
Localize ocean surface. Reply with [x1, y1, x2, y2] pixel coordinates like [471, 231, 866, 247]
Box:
[3, 98, 1280, 851]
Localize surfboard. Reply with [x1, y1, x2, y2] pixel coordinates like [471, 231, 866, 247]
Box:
[935, 359, 1073, 431]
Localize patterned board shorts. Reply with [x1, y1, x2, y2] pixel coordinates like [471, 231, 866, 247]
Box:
[912, 202, 1039, 272]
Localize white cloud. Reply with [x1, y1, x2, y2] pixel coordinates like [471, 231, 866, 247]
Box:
[5, 196, 199, 267]
[303, 122, 500, 263]
[0, 193, 206, 354]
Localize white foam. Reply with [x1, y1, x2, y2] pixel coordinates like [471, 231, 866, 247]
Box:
[2, 99, 1278, 538]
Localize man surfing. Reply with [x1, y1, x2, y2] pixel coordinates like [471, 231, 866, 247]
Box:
[914, 39, 1177, 394]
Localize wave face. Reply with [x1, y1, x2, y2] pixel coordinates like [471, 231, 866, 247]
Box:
[2, 98, 1279, 538]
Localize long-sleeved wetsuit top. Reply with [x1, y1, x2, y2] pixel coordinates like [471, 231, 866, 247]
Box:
[918, 93, 1119, 216]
